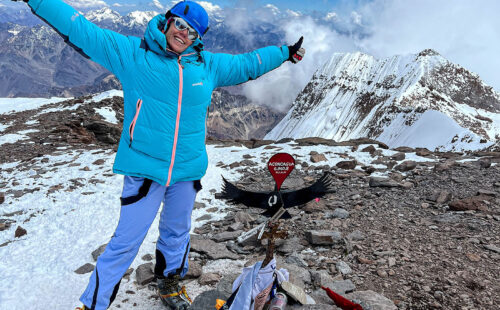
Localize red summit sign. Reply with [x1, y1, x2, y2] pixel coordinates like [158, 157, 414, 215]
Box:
[267, 153, 295, 191]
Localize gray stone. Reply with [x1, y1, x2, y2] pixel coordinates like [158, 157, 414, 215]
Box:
[142, 254, 153, 261]
[369, 177, 400, 188]
[434, 160, 455, 172]
[196, 214, 212, 221]
[336, 160, 357, 170]
[281, 281, 308, 304]
[74, 263, 95, 274]
[136, 262, 154, 286]
[346, 290, 397, 310]
[92, 243, 107, 261]
[185, 260, 202, 279]
[277, 237, 305, 254]
[433, 213, 462, 223]
[212, 231, 242, 242]
[329, 279, 356, 295]
[216, 273, 239, 297]
[191, 235, 239, 259]
[332, 208, 350, 219]
[234, 211, 256, 227]
[0, 192, 4, 204]
[285, 254, 309, 268]
[484, 244, 500, 254]
[310, 154, 327, 163]
[290, 304, 339, 310]
[336, 261, 352, 275]
[311, 270, 334, 288]
[198, 272, 222, 286]
[281, 262, 312, 287]
[305, 230, 342, 245]
[361, 145, 377, 154]
[478, 157, 491, 168]
[14, 226, 27, 238]
[310, 289, 337, 306]
[429, 190, 452, 204]
[394, 160, 417, 172]
[347, 230, 365, 241]
[390, 152, 405, 161]
[227, 222, 244, 232]
[124, 268, 134, 277]
[190, 290, 228, 310]
[226, 241, 252, 255]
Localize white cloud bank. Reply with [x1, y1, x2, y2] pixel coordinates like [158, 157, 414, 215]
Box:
[68, 0, 108, 9]
[240, 0, 500, 111]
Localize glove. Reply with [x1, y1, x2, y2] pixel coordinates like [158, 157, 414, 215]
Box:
[287, 36, 305, 64]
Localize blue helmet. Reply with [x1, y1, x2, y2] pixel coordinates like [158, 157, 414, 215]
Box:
[167, 1, 209, 37]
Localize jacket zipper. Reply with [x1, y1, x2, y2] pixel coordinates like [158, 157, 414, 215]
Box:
[129, 98, 143, 146]
[166, 54, 195, 186]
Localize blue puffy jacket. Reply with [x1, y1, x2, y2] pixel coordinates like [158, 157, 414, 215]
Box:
[28, 0, 289, 186]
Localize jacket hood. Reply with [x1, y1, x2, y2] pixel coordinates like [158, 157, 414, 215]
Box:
[144, 14, 204, 58]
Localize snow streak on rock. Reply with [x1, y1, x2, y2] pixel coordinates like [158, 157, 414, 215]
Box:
[266, 50, 500, 151]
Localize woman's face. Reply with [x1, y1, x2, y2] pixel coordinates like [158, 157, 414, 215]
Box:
[165, 19, 193, 54]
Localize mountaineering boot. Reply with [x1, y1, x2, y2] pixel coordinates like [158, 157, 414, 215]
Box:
[158, 274, 192, 309]
[75, 306, 89, 310]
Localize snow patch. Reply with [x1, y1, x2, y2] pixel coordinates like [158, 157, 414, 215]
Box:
[87, 89, 123, 103]
[0, 97, 69, 115]
[0, 129, 37, 145]
[377, 110, 493, 151]
[94, 107, 118, 124]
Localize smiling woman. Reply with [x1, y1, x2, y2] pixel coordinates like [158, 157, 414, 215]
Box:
[10, 0, 305, 309]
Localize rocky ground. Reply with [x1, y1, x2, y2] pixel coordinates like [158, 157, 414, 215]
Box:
[182, 140, 500, 310]
[1, 97, 500, 309]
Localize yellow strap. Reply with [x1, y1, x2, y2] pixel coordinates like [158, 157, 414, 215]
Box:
[159, 286, 192, 304]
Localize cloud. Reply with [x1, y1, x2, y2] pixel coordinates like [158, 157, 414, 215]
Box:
[324, 12, 338, 22]
[241, 16, 359, 111]
[242, 0, 500, 110]
[286, 9, 301, 17]
[196, 1, 222, 14]
[68, 0, 108, 9]
[356, 0, 500, 92]
[150, 0, 164, 11]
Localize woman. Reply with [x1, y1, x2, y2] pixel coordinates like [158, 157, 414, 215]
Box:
[13, 0, 305, 309]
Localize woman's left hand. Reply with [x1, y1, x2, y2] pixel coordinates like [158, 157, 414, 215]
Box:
[288, 36, 305, 64]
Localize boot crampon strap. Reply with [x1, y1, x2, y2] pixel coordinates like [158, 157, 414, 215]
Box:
[159, 285, 192, 304]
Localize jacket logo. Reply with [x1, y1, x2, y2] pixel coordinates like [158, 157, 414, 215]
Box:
[192, 82, 203, 87]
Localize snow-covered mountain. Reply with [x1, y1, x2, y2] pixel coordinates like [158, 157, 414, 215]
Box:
[266, 49, 500, 151]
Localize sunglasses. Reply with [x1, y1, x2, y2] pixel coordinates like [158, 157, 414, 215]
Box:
[171, 17, 199, 41]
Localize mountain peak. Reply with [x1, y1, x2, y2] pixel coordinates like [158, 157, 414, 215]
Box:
[266, 50, 500, 151]
[86, 7, 121, 23]
[418, 49, 440, 57]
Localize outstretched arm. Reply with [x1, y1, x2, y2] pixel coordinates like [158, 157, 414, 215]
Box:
[207, 37, 305, 88]
[17, 0, 135, 79]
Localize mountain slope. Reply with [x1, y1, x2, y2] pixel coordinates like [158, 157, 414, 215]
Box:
[266, 49, 500, 151]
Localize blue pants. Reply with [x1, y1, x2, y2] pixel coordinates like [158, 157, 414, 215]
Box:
[80, 176, 199, 310]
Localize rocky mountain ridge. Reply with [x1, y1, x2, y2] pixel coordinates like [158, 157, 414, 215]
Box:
[266, 49, 500, 152]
